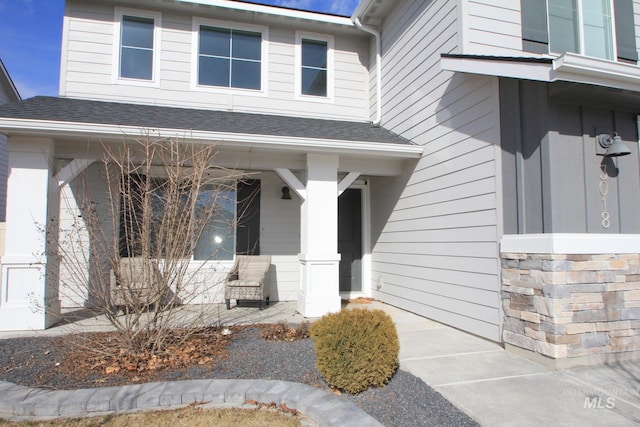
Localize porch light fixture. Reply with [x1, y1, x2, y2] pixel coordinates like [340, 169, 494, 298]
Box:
[597, 132, 631, 157]
[281, 186, 292, 200]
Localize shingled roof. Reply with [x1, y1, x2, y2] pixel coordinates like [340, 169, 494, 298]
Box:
[0, 96, 410, 145]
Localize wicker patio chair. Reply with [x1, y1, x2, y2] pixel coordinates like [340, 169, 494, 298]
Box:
[225, 255, 272, 310]
[110, 257, 164, 314]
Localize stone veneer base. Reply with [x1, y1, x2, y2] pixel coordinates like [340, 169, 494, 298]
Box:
[501, 236, 640, 369]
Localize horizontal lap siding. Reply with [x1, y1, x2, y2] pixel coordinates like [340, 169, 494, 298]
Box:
[58, 169, 302, 307]
[62, 1, 369, 121]
[372, 0, 502, 341]
[259, 172, 300, 301]
[463, 0, 523, 55]
[0, 86, 10, 222]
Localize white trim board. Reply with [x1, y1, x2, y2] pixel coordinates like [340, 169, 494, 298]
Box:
[441, 53, 640, 93]
[501, 233, 640, 254]
[0, 118, 423, 158]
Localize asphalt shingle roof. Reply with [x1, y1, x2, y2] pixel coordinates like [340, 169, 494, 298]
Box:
[0, 96, 410, 145]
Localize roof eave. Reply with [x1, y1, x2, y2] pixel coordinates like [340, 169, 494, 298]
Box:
[440, 53, 640, 93]
[174, 0, 354, 26]
[0, 60, 21, 102]
[0, 118, 423, 159]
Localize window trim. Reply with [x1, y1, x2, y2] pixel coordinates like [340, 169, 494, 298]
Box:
[113, 7, 162, 87]
[191, 18, 269, 96]
[547, 0, 618, 61]
[295, 31, 334, 102]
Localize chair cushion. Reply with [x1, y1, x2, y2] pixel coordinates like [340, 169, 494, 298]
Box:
[227, 280, 262, 287]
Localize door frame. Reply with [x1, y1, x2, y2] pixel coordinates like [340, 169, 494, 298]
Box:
[339, 180, 371, 300]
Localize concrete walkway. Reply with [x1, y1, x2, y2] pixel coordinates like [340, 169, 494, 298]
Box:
[358, 301, 640, 426]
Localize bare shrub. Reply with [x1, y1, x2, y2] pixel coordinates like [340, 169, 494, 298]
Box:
[56, 136, 250, 355]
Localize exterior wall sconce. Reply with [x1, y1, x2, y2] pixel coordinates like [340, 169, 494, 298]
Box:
[281, 186, 292, 200]
[597, 132, 631, 157]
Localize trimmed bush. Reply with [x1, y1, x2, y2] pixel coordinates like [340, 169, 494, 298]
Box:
[310, 308, 399, 394]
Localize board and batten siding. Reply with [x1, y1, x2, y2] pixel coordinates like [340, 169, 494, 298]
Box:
[61, 0, 369, 121]
[370, 0, 503, 341]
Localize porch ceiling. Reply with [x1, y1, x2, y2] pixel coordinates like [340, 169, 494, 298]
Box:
[0, 97, 422, 160]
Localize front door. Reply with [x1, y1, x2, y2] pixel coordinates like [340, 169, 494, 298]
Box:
[338, 188, 362, 292]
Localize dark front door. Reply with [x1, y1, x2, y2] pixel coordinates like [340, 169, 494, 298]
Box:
[338, 188, 362, 292]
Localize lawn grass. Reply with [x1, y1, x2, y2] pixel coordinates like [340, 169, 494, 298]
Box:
[0, 406, 302, 427]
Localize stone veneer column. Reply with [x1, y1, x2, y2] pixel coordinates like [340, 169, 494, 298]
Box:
[501, 235, 640, 369]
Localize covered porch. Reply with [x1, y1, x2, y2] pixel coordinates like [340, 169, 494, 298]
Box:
[0, 96, 422, 331]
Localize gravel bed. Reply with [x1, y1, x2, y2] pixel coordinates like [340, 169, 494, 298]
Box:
[0, 328, 478, 427]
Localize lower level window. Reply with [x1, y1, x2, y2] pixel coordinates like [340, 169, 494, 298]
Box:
[119, 176, 236, 261]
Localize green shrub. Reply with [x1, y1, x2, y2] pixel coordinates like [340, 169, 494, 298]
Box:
[310, 308, 399, 394]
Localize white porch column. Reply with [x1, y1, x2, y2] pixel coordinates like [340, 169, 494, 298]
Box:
[297, 154, 341, 317]
[0, 137, 60, 331]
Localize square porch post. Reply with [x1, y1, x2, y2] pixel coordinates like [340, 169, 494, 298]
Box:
[0, 137, 60, 331]
[297, 154, 341, 317]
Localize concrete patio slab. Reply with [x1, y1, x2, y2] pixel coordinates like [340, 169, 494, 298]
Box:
[397, 327, 500, 360]
[348, 300, 640, 426]
[401, 349, 549, 386]
[436, 371, 640, 427]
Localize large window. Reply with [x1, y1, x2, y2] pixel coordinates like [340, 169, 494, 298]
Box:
[120, 15, 155, 80]
[119, 178, 260, 261]
[548, 0, 615, 60]
[301, 39, 328, 97]
[198, 26, 262, 90]
[119, 176, 236, 261]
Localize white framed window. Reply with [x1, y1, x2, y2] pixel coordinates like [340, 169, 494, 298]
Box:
[548, 0, 616, 60]
[119, 176, 237, 262]
[295, 31, 334, 101]
[113, 7, 162, 86]
[191, 18, 268, 95]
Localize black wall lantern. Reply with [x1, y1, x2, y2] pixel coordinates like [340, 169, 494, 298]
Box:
[281, 186, 292, 200]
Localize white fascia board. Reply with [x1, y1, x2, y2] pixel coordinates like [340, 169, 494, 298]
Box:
[175, 0, 354, 26]
[551, 53, 640, 92]
[501, 233, 640, 254]
[0, 118, 423, 159]
[440, 56, 554, 82]
[441, 53, 640, 93]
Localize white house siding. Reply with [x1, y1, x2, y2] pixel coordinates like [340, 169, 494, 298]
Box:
[58, 166, 301, 308]
[259, 172, 301, 302]
[460, 0, 523, 55]
[370, 0, 503, 341]
[58, 162, 113, 308]
[61, 0, 370, 121]
[0, 80, 13, 223]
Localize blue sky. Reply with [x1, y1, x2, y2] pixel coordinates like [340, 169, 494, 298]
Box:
[0, 0, 360, 99]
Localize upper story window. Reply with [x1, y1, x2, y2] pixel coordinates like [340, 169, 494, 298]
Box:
[301, 39, 328, 96]
[295, 32, 334, 100]
[198, 25, 262, 90]
[521, 0, 638, 63]
[120, 16, 155, 79]
[548, 0, 614, 60]
[114, 8, 161, 85]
